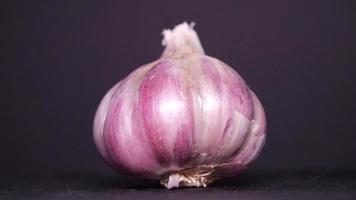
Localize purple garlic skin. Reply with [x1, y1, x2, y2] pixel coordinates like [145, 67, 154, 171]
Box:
[93, 22, 266, 189]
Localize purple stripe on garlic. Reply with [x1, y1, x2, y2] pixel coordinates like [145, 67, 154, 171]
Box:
[93, 22, 267, 189]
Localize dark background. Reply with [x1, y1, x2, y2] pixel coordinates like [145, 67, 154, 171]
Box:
[1, 0, 356, 191]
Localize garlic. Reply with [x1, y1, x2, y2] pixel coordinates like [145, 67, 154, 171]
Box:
[93, 22, 266, 189]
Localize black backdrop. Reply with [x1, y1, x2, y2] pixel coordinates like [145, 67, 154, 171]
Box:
[2, 0, 356, 179]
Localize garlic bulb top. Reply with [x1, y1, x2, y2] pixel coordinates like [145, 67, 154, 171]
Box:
[93, 22, 266, 189]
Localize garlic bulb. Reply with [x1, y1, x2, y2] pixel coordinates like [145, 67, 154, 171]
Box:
[93, 22, 266, 189]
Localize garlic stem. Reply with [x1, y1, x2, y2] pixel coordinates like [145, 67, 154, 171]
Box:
[161, 22, 205, 58]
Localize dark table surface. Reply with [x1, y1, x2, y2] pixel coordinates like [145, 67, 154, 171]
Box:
[1, 170, 355, 200]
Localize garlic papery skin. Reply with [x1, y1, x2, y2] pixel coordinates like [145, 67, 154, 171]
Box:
[93, 22, 266, 189]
